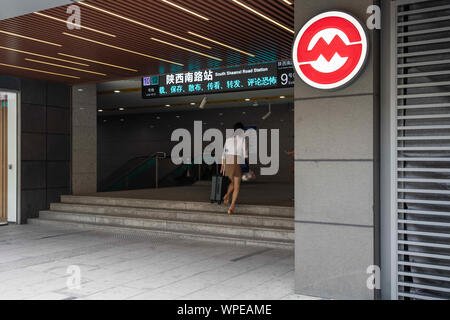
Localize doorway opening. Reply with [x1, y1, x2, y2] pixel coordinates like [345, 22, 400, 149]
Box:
[0, 91, 19, 225]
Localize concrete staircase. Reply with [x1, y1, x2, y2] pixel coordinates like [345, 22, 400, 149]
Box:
[29, 195, 295, 249]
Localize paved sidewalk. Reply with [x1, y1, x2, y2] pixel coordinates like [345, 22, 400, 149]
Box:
[0, 224, 317, 300]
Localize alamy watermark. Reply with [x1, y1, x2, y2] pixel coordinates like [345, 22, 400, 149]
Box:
[66, 5, 81, 30]
[366, 5, 381, 30]
[171, 121, 280, 176]
[66, 265, 82, 290]
[366, 265, 381, 290]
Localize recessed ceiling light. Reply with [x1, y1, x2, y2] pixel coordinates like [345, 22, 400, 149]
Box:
[245, 98, 251, 101]
[114, 90, 121, 93]
[0, 45, 89, 66]
[98, 109, 103, 112]
[25, 58, 107, 76]
[34, 12, 116, 37]
[162, 0, 210, 21]
[0, 30, 62, 47]
[165, 104, 171, 107]
[78, 2, 211, 49]
[58, 53, 138, 72]
[77, 88, 84, 92]
[188, 32, 255, 57]
[0, 62, 80, 79]
[280, 96, 286, 99]
[151, 38, 222, 61]
[119, 107, 125, 111]
[190, 102, 196, 105]
[176, 115, 181, 118]
[232, 0, 294, 34]
[63, 33, 184, 66]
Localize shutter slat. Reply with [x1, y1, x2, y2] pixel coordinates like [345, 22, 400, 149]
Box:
[395, 0, 450, 301]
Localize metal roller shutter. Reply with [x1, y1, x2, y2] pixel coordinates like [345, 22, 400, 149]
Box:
[395, 0, 450, 300]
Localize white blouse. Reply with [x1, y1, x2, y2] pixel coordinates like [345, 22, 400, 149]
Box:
[222, 133, 248, 163]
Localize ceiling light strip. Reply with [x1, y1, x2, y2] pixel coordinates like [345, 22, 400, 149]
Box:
[25, 58, 107, 76]
[232, 0, 294, 34]
[57, 53, 138, 72]
[0, 62, 80, 79]
[63, 32, 184, 66]
[77, 2, 211, 49]
[282, 0, 293, 5]
[188, 32, 255, 57]
[151, 38, 222, 61]
[0, 30, 62, 47]
[34, 12, 116, 38]
[0, 45, 89, 66]
[161, 0, 210, 21]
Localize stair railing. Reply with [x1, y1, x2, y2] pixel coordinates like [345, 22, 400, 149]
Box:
[154, 152, 167, 189]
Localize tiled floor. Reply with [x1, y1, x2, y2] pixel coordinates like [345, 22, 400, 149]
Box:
[0, 224, 317, 300]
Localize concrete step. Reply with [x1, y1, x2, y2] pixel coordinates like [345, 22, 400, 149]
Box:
[28, 218, 293, 250]
[50, 203, 294, 229]
[39, 211, 294, 242]
[60, 195, 294, 218]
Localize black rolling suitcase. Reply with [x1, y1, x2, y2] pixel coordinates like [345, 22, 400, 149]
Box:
[210, 165, 228, 204]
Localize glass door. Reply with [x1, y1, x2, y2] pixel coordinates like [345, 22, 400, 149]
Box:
[0, 91, 18, 225]
[0, 93, 7, 225]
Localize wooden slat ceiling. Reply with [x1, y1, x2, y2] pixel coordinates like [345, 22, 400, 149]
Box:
[0, 0, 294, 84]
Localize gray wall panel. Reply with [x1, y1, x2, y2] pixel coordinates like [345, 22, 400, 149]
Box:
[20, 78, 46, 105]
[21, 104, 46, 133]
[47, 161, 70, 189]
[21, 133, 46, 161]
[47, 134, 70, 161]
[47, 106, 70, 134]
[2, 76, 73, 223]
[294, 0, 380, 299]
[21, 162, 46, 189]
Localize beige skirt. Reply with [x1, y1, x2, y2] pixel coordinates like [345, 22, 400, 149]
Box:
[224, 155, 242, 180]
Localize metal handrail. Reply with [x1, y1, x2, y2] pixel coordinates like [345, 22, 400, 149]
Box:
[107, 152, 167, 191]
[106, 153, 221, 191]
[154, 152, 167, 188]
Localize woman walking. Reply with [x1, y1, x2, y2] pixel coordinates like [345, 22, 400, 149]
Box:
[221, 122, 248, 215]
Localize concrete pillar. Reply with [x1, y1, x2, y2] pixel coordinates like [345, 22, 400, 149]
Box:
[294, 0, 380, 299]
[72, 84, 97, 195]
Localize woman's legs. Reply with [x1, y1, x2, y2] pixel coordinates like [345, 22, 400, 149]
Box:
[229, 176, 241, 211]
[224, 179, 234, 204]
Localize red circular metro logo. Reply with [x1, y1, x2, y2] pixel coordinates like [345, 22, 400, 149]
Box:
[292, 11, 368, 90]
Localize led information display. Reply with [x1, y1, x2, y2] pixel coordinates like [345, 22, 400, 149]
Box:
[142, 61, 294, 99]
